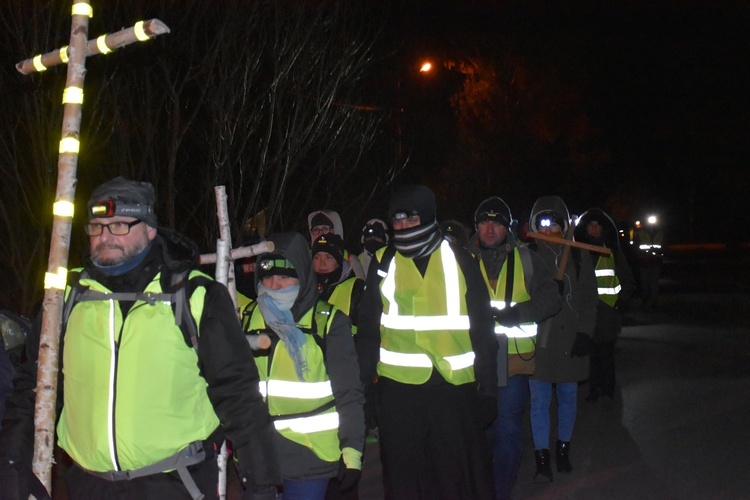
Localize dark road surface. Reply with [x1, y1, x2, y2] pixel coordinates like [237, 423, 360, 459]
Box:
[359, 246, 750, 499]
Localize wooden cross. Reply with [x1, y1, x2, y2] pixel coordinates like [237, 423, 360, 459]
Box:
[15, 2, 169, 493]
[526, 227, 611, 348]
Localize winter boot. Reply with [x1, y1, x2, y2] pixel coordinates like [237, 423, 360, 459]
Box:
[556, 440, 573, 473]
[534, 449, 553, 483]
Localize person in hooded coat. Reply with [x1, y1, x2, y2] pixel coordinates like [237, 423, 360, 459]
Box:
[358, 184, 497, 500]
[526, 196, 598, 483]
[574, 208, 635, 401]
[357, 218, 390, 279]
[240, 232, 364, 500]
[307, 210, 366, 280]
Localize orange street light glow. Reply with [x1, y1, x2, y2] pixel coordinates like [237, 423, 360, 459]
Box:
[419, 62, 432, 72]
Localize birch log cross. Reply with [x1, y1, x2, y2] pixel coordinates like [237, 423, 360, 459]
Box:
[14, 1, 170, 493]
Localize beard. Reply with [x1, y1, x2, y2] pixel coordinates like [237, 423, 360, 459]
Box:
[91, 238, 150, 267]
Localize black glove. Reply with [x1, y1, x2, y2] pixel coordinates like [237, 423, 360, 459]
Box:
[241, 484, 278, 500]
[337, 447, 362, 492]
[474, 394, 498, 430]
[491, 306, 520, 327]
[570, 332, 592, 357]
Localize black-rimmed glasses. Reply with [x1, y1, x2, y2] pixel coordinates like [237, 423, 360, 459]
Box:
[85, 220, 142, 236]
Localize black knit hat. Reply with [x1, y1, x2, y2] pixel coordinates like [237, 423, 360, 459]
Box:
[387, 184, 436, 226]
[474, 196, 512, 228]
[309, 212, 334, 229]
[311, 234, 345, 266]
[87, 176, 157, 227]
[256, 253, 298, 280]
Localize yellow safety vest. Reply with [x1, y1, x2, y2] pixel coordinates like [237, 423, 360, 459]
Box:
[244, 301, 341, 463]
[595, 253, 621, 307]
[327, 277, 358, 334]
[478, 247, 536, 355]
[376, 241, 475, 386]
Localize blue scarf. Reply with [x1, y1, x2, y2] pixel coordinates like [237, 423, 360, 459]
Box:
[93, 242, 153, 276]
[256, 284, 307, 381]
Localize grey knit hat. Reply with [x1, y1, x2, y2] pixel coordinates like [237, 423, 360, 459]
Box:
[87, 176, 158, 227]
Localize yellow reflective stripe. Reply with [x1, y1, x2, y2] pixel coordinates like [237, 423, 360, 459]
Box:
[32, 55, 46, 72]
[44, 267, 68, 290]
[274, 411, 339, 433]
[598, 284, 622, 295]
[381, 257, 398, 314]
[441, 240, 460, 316]
[380, 348, 432, 368]
[59, 137, 80, 154]
[59, 46, 69, 63]
[72, 3, 93, 17]
[97, 35, 112, 54]
[380, 313, 470, 331]
[444, 351, 475, 370]
[134, 21, 150, 41]
[595, 269, 616, 277]
[494, 323, 537, 337]
[266, 380, 333, 399]
[53, 200, 75, 217]
[62, 86, 84, 104]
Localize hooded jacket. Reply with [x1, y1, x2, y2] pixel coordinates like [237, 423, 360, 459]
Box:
[528, 196, 598, 383]
[251, 232, 364, 480]
[574, 208, 636, 342]
[0, 227, 279, 489]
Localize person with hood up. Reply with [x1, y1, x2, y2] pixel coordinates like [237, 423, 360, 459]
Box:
[358, 184, 498, 499]
[358, 218, 389, 278]
[526, 195, 598, 483]
[240, 232, 364, 500]
[468, 196, 562, 500]
[574, 208, 635, 401]
[307, 209, 366, 280]
[0, 177, 280, 499]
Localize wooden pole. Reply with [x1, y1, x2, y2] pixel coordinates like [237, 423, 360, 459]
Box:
[15, 4, 171, 493]
[526, 225, 611, 348]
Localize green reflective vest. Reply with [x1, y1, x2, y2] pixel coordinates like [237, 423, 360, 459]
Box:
[244, 301, 341, 463]
[595, 253, 621, 307]
[478, 247, 536, 355]
[327, 277, 358, 334]
[57, 271, 218, 473]
[376, 241, 475, 386]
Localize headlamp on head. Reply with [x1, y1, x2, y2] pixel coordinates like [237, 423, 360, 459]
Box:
[536, 211, 563, 229]
[392, 209, 419, 221]
[89, 199, 152, 219]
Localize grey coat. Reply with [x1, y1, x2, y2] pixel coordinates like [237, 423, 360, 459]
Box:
[529, 196, 599, 383]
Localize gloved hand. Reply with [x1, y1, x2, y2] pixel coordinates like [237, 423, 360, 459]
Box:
[337, 447, 362, 492]
[570, 332, 592, 357]
[491, 306, 520, 327]
[474, 394, 498, 430]
[241, 484, 278, 500]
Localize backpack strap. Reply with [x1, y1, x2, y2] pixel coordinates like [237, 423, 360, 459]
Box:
[168, 270, 212, 352]
[517, 246, 534, 291]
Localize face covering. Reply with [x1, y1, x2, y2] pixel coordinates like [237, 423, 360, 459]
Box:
[256, 283, 307, 381]
[393, 220, 442, 259]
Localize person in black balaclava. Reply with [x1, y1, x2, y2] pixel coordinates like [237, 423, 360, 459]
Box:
[358, 183, 498, 499]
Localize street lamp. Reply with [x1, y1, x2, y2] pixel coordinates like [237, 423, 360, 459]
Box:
[419, 61, 432, 73]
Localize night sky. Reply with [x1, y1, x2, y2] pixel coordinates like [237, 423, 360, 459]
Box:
[373, 1, 749, 245]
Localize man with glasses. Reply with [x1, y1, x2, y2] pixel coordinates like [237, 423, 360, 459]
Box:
[0, 177, 280, 499]
[358, 184, 498, 499]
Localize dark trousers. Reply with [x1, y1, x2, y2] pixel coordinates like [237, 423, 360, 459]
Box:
[589, 341, 616, 398]
[66, 457, 219, 500]
[487, 374, 528, 500]
[376, 377, 494, 500]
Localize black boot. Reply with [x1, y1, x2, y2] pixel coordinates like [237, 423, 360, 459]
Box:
[556, 440, 573, 473]
[534, 449, 553, 482]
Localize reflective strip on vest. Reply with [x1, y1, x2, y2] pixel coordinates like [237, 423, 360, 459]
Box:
[380, 347, 475, 370]
[273, 411, 340, 433]
[380, 240, 470, 330]
[489, 301, 537, 338]
[595, 269, 616, 277]
[258, 380, 333, 399]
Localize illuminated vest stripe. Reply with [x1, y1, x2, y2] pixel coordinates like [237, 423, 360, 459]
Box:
[246, 302, 341, 462]
[57, 271, 218, 473]
[478, 248, 536, 355]
[376, 241, 475, 385]
[595, 254, 621, 306]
